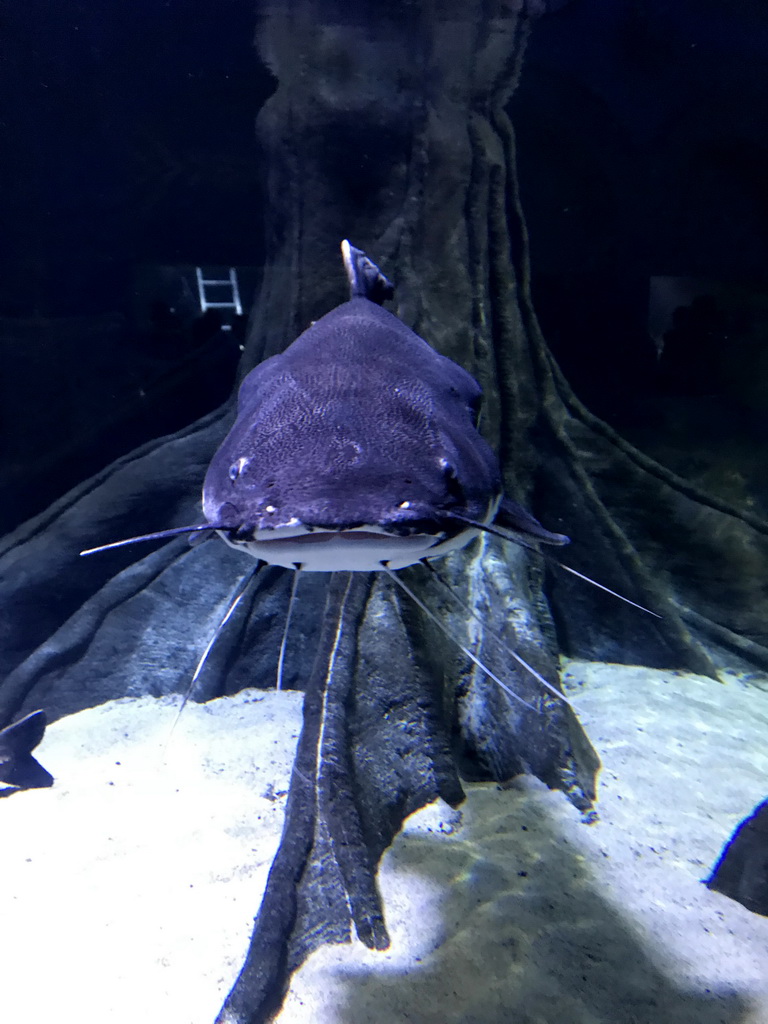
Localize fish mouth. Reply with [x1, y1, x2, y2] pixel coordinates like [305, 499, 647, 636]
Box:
[217, 521, 480, 572]
[271, 528, 411, 544]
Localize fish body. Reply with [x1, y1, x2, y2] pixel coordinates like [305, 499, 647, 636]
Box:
[81, 241, 567, 567]
[203, 297, 501, 571]
[0, 709, 53, 795]
[201, 241, 562, 572]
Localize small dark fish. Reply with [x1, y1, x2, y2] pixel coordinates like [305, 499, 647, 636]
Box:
[0, 709, 54, 795]
[707, 797, 768, 916]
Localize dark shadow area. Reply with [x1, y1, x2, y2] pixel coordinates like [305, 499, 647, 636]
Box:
[0, 0, 275, 318]
[0, 1, 274, 533]
[327, 785, 753, 1024]
[513, 0, 768, 529]
[0, 312, 241, 535]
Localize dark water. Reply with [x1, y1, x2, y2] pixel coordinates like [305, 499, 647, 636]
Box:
[1, 2, 767, 1023]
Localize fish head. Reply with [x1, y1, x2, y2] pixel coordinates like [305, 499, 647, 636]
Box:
[202, 303, 502, 572]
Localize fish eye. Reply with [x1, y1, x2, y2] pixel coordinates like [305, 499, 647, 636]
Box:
[229, 457, 249, 482]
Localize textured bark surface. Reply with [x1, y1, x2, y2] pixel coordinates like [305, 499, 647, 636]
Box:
[1, 2, 767, 1023]
[244, 0, 768, 678]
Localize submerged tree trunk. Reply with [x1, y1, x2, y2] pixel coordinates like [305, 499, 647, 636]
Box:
[247, 0, 768, 675]
[1, 2, 767, 1023]
[216, 2, 768, 1019]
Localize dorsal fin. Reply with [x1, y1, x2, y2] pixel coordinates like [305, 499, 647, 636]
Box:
[341, 239, 395, 305]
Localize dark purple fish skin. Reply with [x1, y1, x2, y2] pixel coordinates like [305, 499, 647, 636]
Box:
[0, 710, 53, 794]
[707, 798, 768, 916]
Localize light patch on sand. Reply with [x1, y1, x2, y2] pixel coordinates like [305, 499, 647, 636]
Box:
[0, 690, 302, 1024]
[1, 664, 767, 1024]
[277, 662, 768, 1024]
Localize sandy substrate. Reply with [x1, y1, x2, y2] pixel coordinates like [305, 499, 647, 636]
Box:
[0, 662, 766, 1024]
[0, 690, 304, 1024]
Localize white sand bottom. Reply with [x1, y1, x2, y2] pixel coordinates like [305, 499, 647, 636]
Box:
[0, 661, 766, 1023]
